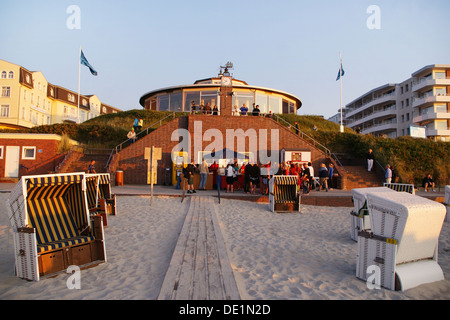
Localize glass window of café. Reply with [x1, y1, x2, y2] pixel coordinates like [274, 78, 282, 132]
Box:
[255, 94, 268, 114]
[157, 95, 169, 111]
[170, 92, 182, 112]
[184, 91, 200, 111]
[200, 91, 219, 109]
[232, 92, 254, 112]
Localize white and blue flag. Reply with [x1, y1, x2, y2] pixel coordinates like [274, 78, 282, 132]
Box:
[80, 50, 98, 76]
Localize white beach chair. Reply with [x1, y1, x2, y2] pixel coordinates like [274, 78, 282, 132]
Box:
[356, 192, 445, 291]
[350, 187, 396, 241]
[445, 185, 449, 222]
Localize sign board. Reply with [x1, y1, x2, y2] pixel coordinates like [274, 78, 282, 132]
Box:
[409, 125, 427, 139]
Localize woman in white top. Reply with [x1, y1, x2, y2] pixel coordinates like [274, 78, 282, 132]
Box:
[225, 164, 235, 193]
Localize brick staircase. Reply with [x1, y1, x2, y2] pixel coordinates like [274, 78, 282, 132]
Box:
[343, 165, 383, 189]
[337, 154, 386, 189]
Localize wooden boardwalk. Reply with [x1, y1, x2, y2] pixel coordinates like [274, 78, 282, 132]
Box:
[158, 196, 240, 300]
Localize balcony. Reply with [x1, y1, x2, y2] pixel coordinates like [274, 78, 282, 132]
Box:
[62, 114, 79, 123]
[412, 77, 450, 92]
[345, 92, 396, 118]
[347, 106, 397, 129]
[361, 119, 397, 135]
[426, 128, 450, 138]
[412, 94, 450, 108]
[413, 112, 450, 124]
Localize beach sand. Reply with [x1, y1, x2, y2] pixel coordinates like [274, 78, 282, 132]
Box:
[0, 193, 449, 300]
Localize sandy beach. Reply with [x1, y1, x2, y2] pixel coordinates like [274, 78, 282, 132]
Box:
[0, 192, 449, 300]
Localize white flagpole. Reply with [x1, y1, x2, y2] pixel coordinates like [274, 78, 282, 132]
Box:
[339, 51, 344, 133]
[77, 46, 81, 124]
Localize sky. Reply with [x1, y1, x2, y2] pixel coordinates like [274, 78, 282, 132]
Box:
[1, 0, 449, 119]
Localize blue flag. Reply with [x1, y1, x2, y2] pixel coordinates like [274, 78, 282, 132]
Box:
[80, 50, 98, 76]
[336, 63, 344, 81]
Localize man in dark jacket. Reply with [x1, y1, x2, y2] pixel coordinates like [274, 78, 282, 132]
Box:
[184, 161, 197, 194]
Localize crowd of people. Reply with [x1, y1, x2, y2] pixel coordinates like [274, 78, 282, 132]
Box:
[190, 101, 273, 118]
[178, 160, 336, 195]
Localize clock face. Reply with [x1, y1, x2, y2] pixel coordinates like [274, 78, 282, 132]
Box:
[222, 76, 231, 86]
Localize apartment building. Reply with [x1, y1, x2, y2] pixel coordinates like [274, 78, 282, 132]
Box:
[0, 59, 121, 130]
[329, 64, 450, 142]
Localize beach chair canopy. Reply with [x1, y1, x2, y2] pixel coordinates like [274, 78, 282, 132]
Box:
[86, 173, 112, 209]
[8, 173, 92, 253]
[272, 176, 297, 204]
[366, 192, 445, 264]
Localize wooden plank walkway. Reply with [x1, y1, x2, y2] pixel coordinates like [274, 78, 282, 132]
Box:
[158, 196, 240, 300]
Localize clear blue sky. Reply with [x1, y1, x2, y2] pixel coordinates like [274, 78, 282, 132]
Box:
[1, 0, 449, 118]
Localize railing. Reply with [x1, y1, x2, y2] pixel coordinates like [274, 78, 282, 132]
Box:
[55, 145, 84, 173]
[104, 112, 179, 171]
[271, 114, 331, 156]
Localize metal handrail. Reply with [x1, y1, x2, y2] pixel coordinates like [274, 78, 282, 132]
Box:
[55, 145, 84, 173]
[104, 112, 179, 171]
[271, 114, 331, 155]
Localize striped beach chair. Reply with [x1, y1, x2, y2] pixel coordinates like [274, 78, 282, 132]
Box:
[86, 173, 116, 216]
[269, 175, 300, 212]
[356, 192, 445, 291]
[383, 183, 415, 194]
[6, 173, 107, 281]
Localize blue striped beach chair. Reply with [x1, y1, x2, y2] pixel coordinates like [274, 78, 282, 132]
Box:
[383, 183, 415, 195]
[269, 175, 300, 212]
[6, 173, 106, 281]
[86, 173, 116, 217]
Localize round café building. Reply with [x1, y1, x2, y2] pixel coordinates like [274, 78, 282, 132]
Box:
[139, 75, 302, 115]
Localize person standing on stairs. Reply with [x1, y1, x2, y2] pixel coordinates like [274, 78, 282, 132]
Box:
[367, 149, 375, 172]
[385, 164, 392, 184]
[87, 160, 96, 173]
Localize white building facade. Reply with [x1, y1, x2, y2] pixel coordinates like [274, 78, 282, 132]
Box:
[329, 64, 450, 142]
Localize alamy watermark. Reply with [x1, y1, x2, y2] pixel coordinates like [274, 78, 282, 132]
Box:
[171, 121, 280, 171]
[366, 265, 381, 290]
[66, 265, 81, 289]
[366, 5, 381, 30]
[66, 5, 81, 30]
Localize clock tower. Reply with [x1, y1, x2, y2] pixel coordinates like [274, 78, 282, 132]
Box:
[219, 63, 233, 116]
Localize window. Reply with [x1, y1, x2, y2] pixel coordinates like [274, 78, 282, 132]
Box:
[22, 147, 36, 160]
[157, 95, 169, 111]
[170, 92, 183, 112]
[0, 146, 3, 159]
[8, 71, 14, 79]
[184, 91, 200, 111]
[1, 71, 6, 78]
[1, 105, 9, 117]
[1, 86, 11, 97]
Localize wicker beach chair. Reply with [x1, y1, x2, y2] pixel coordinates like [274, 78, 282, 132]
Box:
[350, 187, 396, 241]
[356, 192, 445, 291]
[445, 185, 449, 222]
[6, 173, 107, 281]
[86, 173, 117, 227]
[269, 175, 299, 212]
[383, 183, 415, 195]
